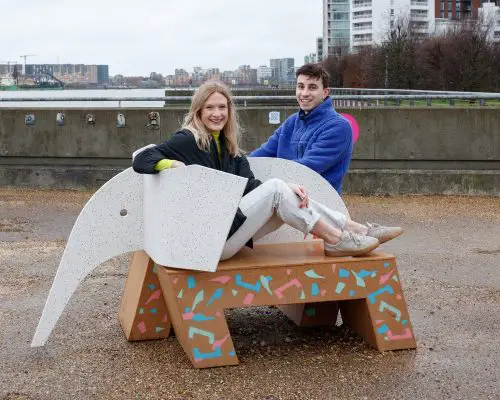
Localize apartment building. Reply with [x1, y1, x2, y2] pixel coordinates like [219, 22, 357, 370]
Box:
[323, 0, 500, 57]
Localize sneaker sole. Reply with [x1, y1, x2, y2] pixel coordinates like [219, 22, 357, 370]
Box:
[377, 228, 404, 244]
[325, 241, 379, 257]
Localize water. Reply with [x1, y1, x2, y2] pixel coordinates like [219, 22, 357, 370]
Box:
[0, 88, 168, 108]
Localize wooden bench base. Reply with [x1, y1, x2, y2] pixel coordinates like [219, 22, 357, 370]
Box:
[119, 241, 416, 368]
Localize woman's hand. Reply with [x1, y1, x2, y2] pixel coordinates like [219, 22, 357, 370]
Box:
[288, 183, 309, 208]
[171, 160, 186, 168]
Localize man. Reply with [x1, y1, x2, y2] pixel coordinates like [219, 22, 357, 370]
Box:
[251, 63, 352, 194]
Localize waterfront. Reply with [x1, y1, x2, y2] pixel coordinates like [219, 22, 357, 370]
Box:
[0, 88, 168, 108]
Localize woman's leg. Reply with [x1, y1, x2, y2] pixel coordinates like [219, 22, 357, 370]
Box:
[221, 179, 321, 260]
[221, 179, 376, 260]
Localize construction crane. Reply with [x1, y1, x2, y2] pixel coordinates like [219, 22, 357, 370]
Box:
[20, 54, 36, 74]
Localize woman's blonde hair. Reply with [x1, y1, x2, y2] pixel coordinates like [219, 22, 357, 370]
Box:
[182, 80, 242, 157]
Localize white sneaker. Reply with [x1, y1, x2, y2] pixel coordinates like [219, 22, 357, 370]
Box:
[366, 222, 404, 244]
[324, 231, 379, 257]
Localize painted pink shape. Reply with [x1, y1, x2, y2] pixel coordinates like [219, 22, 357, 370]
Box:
[287, 269, 292, 275]
[274, 279, 302, 299]
[375, 320, 385, 325]
[331, 264, 337, 274]
[137, 321, 147, 334]
[172, 278, 179, 285]
[379, 269, 394, 285]
[243, 293, 255, 305]
[182, 312, 195, 320]
[211, 276, 232, 284]
[212, 334, 231, 350]
[194, 358, 202, 363]
[162, 313, 169, 323]
[321, 290, 327, 296]
[215, 311, 223, 318]
[396, 294, 402, 300]
[387, 328, 413, 341]
[340, 113, 360, 143]
[145, 289, 162, 305]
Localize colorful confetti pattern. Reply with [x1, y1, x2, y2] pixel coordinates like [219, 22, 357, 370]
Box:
[154, 255, 416, 368]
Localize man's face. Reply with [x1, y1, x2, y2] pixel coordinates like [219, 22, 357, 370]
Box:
[295, 74, 330, 112]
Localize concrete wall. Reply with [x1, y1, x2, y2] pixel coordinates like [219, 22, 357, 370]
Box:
[0, 106, 498, 194]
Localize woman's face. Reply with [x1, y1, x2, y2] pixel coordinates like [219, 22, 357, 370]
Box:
[201, 92, 228, 133]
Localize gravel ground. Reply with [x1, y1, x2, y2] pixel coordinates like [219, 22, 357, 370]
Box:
[0, 189, 499, 400]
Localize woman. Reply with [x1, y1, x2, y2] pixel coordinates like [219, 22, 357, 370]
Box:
[133, 81, 403, 260]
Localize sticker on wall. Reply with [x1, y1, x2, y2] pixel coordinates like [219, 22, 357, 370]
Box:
[56, 112, 66, 126]
[25, 114, 35, 126]
[340, 113, 359, 143]
[117, 113, 126, 128]
[269, 111, 281, 125]
[147, 111, 160, 129]
[86, 114, 96, 125]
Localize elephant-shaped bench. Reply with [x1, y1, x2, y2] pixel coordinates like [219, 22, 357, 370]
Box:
[31, 158, 416, 368]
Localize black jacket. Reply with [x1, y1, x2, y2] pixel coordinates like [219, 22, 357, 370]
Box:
[132, 129, 262, 242]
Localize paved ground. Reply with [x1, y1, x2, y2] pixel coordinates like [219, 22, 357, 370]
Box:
[0, 189, 499, 400]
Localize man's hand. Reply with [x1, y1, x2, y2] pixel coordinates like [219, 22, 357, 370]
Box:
[288, 183, 309, 208]
[171, 161, 186, 168]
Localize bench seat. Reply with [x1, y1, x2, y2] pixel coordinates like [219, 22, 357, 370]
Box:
[119, 240, 416, 368]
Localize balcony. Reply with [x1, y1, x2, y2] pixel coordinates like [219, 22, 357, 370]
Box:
[410, 14, 428, 21]
[352, 13, 372, 20]
[410, 0, 428, 6]
[353, 1, 372, 10]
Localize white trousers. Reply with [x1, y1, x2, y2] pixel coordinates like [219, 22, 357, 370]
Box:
[221, 178, 348, 260]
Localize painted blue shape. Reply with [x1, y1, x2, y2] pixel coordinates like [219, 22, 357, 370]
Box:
[207, 288, 224, 306]
[367, 285, 395, 304]
[192, 314, 215, 322]
[150, 308, 157, 314]
[384, 262, 391, 268]
[188, 276, 196, 289]
[148, 283, 156, 290]
[155, 326, 165, 333]
[305, 269, 325, 279]
[235, 274, 261, 292]
[184, 307, 190, 313]
[193, 347, 222, 360]
[358, 269, 376, 279]
[349, 290, 356, 297]
[377, 324, 390, 334]
[338, 269, 350, 279]
[311, 283, 320, 296]
[335, 282, 346, 294]
[229, 351, 236, 357]
[402, 320, 408, 325]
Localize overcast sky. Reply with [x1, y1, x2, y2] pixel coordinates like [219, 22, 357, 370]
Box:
[1, 0, 323, 76]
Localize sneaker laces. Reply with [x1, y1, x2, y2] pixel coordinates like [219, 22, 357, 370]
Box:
[346, 231, 362, 246]
[366, 222, 381, 229]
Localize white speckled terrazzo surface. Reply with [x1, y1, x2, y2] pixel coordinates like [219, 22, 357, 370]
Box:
[248, 157, 349, 244]
[31, 167, 143, 347]
[144, 165, 247, 272]
[32, 158, 347, 347]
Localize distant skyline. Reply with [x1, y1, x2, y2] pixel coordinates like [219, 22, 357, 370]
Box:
[1, 0, 322, 76]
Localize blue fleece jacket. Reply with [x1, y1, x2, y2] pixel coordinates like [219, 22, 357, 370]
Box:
[250, 97, 353, 194]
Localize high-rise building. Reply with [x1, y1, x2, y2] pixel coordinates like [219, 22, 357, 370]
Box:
[316, 37, 324, 61]
[270, 58, 295, 85]
[323, 0, 499, 57]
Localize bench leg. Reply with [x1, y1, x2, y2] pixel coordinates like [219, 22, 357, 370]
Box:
[339, 269, 416, 351]
[278, 302, 339, 327]
[119, 251, 172, 341]
[157, 268, 239, 368]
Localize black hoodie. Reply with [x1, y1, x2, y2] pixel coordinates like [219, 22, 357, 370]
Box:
[132, 129, 262, 242]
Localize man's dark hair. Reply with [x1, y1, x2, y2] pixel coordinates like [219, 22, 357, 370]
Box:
[296, 63, 330, 89]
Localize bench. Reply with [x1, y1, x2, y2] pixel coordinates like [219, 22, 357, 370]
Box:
[31, 157, 416, 368]
[120, 241, 415, 368]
